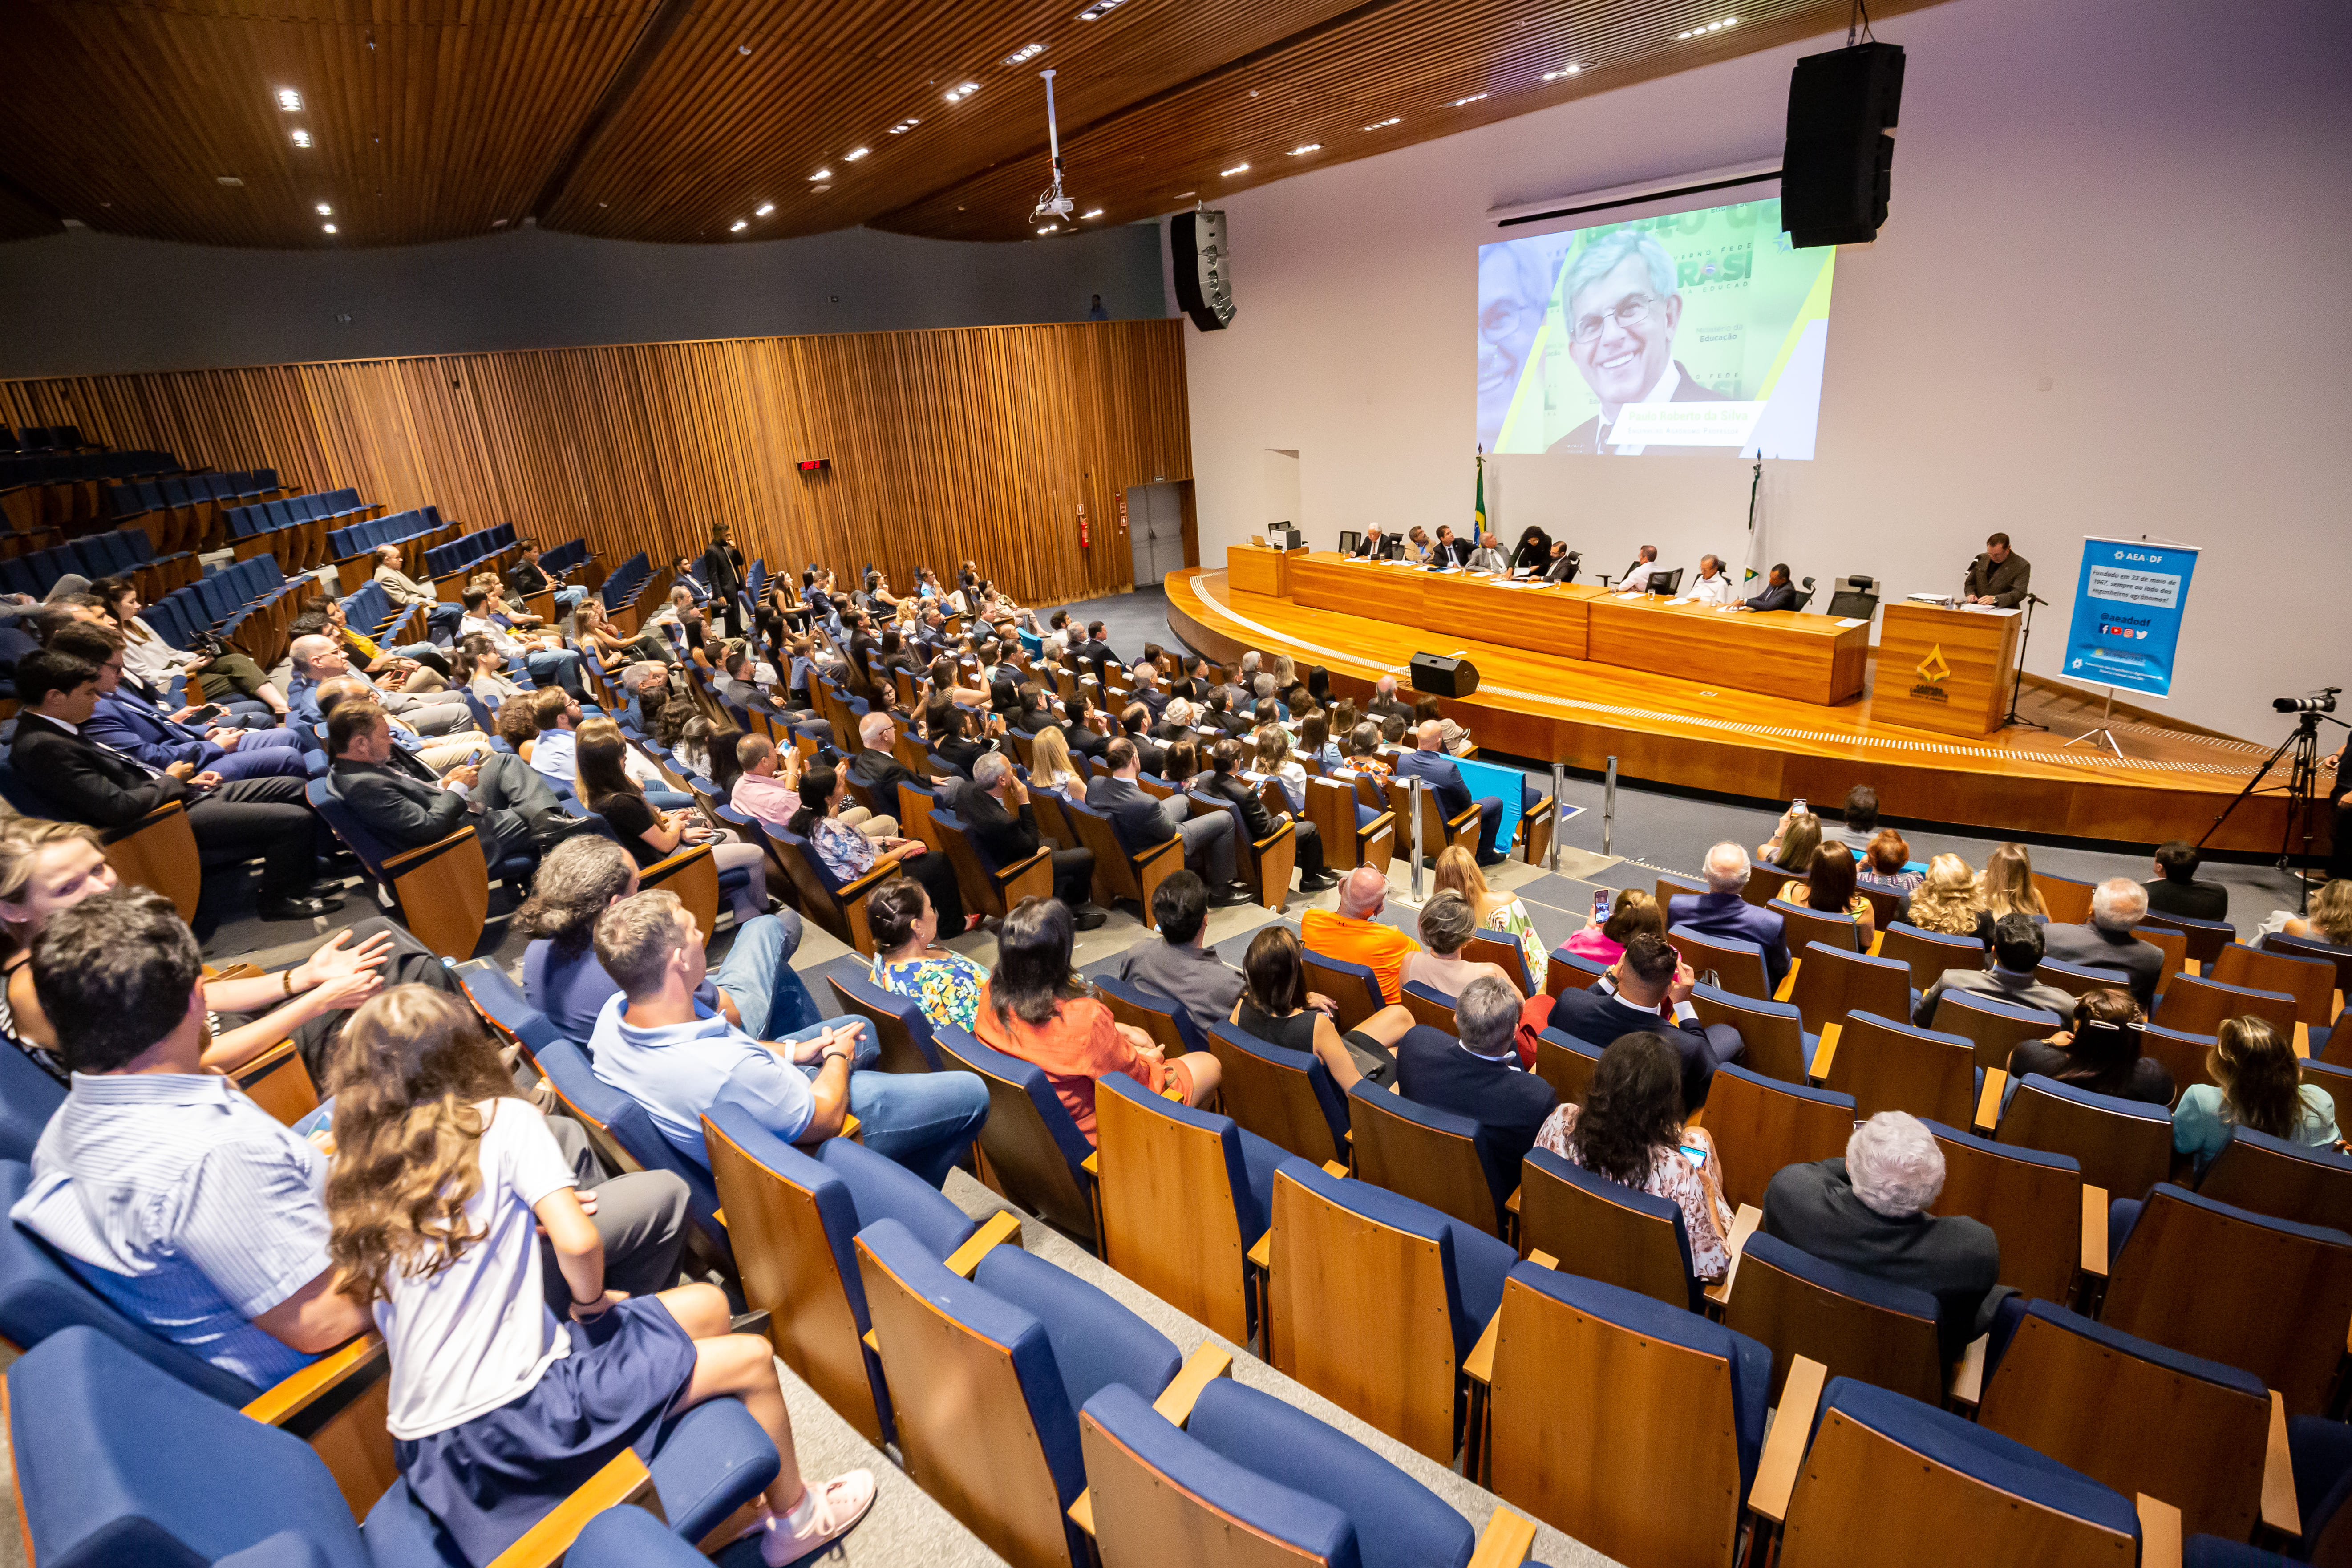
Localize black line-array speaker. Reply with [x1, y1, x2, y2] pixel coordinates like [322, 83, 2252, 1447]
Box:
[1409, 652, 1479, 699]
[1781, 41, 1905, 248]
[1170, 209, 1236, 332]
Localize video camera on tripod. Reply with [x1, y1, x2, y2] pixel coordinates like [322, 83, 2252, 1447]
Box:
[2274, 688, 2341, 715]
[2202, 687, 2345, 912]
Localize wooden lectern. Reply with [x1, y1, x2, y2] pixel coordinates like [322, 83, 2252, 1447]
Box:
[1227, 540, 1303, 598]
[1875, 603, 2021, 738]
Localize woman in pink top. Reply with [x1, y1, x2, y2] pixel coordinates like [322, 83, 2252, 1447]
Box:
[972, 897, 1222, 1143]
[1563, 888, 1666, 966]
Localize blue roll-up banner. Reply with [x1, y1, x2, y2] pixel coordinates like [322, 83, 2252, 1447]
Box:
[2060, 538, 2198, 700]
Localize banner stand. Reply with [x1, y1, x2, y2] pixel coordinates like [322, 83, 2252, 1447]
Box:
[2061, 685, 2126, 758]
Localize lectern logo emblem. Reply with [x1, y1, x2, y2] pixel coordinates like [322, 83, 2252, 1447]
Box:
[1916, 644, 1952, 683]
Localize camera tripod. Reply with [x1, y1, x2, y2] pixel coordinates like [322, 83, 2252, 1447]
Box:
[2198, 705, 2345, 914]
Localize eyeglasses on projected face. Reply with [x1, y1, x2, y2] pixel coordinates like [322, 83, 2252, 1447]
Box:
[1569, 292, 1662, 344]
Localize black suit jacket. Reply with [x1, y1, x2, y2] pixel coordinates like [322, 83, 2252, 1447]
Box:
[1432, 538, 1475, 568]
[1202, 772, 1280, 841]
[2144, 876, 2228, 923]
[1744, 582, 1798, 612]
[847, 750, 916, 813]
[332, 754, 473, 849]
[1061, 720, 1109, 759]
[1085, 775, 1173, 856]
[1366, 694, 1414, 724]
[1126, 734, 1169, 779]
[951, 782, 1043, 868]
[8, 712, 191, 828]
[1395, 1032, 1557, 1227]
[506, 560, 553, 598]
[1763, 1159, 2000, 1365]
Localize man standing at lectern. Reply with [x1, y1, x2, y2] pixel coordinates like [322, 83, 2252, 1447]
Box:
[1964, 533, 2032, 607]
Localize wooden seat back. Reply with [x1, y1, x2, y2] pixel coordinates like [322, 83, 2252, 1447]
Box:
[638, 842, 720, 940]
[1822, 1012, 1978, 1126]
[2032, 872, 2097, 927]
[826, 970, 942, 1075]
[2153, 972, 2297, 1039]
[2103, 1186, 2352, 1415]
[1515, 794, 1556, 867]
[1462, 932, 1532, 994]
[1345, 1084, 1497, 1237]
[1689, 988, 1813, 1084]
[2211, 943, 2336, 1029]
[1531, 1030, 1602, 1109]
[1976, 1305, 2269, 1542]
[1299, 949, 1384, 1033]
[2266, 931, 2352, 1002]
[2132, 925, 2189, 990]
[2138, 1024, 2215, 1097]
[1095, 1078, 1252, 1344]
[1386, 776, 1478, 862]
[1398, 980, 1457, 1035]
[931, 1029, 1097, 1247]
[1487, 1267, 1746, 1568]
[1668, 925, 1774, 1002]
[1996, 1076, 2171, 1200]
[1265, 1165, 1463, 1463]
[1205, 1022, 1345, 1166]
[2138, 908, 2236, 969]
[2196, 1132, 2352, 1231]
[1787, 942, 1913, 1037]
[1654, 871, 1707, 912]
[1698, 1065, 1855, 1216]
[1516, 1151, 1692, 1310]
[1771, 897, 1865, 955]
[1926, 1126, 2083, 1304]
[2034, 959, 2136, 1002]
[1722, 1238, 1943, 1405]
[1930, 988, 2065, 1074]
[1741, 866, 1799, 908]
[1876, 924, 1988, 992]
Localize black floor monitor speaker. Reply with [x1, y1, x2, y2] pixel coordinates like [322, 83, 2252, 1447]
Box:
[1781, 41, 1905, 248]
[1409, 652, 1479, 698]
[1170, 210, 1235, 332]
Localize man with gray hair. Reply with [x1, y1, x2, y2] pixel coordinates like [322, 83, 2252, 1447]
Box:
[287, 634, 473, 733]
[1366, 673, 1413, 725]
[2038, 876, 2163, 1007]
[1690, 553, 1735, 607]
[1397, 973, 1558, 1229]
[1546, 227, 1730, 456]
[1762, 1111, 2002, 1367]
[1465, 531, 1510, 574]
[1666, 841, 1792, 989]
[949, 750, 1104, 928]
[846, 711, 920, 821]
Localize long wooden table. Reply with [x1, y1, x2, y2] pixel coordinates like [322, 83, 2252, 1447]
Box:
[1282, 551, 1870, 706]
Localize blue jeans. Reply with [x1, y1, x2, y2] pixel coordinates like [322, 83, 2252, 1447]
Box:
[646, 788, 692, 811]
[425, 603, 466, 644]
[757, 1009, 988, 1187]
[709, 911, 822, 1038]
[206, 727, 310, 781]
[555, 586, 589, 616]
[526, 648, 587, 698]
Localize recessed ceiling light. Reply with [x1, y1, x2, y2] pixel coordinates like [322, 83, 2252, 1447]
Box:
[322, 223, 336, 234]
[737, 42, 751, 55]
[731, 219, 748, 231]
[1221, 162, 1249, 176]
[943, 81, 980, 103]
[275, 88, 302, 112]
[1543, 64, 1584, 79]
[843, 147, 869, 161]
[1004, 42, 1045, 65]
[315, 202, 332, 215]
[1452, 93, 1487, 107]
[1288, 143, 1321, 155]
[1082, 208, 1104, 218]
[216, 175, 244, 186]
[810, 168, 832, 180]
[755, 201, 774, 217]
[1077, 0, 1129, 17]
[1363, 116, 1401, 130]
[888, 119, 919, 134]
[291, 129, 312, 147]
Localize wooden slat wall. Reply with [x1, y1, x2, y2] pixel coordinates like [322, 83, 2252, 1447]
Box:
[0, 319, 1191, 606]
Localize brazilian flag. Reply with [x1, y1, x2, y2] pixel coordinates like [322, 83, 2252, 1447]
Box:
[1474, 447, 1486, 537]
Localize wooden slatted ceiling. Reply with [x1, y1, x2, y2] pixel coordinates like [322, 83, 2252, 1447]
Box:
[0, 0, 653, 249]
[880, 0, 1951, 240]
[0, 320, 1191, 607]
[0, 0, 1952, 249]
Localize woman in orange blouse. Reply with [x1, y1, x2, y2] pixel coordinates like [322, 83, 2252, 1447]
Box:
[973, 897, 1222, 1144]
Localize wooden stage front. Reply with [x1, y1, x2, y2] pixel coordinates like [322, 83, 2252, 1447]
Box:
[1166, 567, 2323, 854]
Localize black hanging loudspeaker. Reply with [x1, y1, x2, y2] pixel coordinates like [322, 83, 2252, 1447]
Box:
[1170, 209, 1236, 332]
[1781, 41, 1905, 248]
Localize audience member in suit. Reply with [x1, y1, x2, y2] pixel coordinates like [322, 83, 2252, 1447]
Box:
[1200, 690, 1253, 738]
[1118, 704, 1168, 778]
[1914, 913, 2077, 1028]
[1545, 932, 1745, 1112]
[1364, 675, 1415, 725]
[952, 753, 1105, 927]
[1739, 563, 1799, 612]
[1666, 842, 1794, 991]
[1057, 693, 1113, 762]
[2004, 988, 2174, 1106]
[1762, 1112, 2002, 1368]
[9, 651, 337, 920]
[1195, 738, 1336, 891]
[1534, 1033, 1735, 1282]
[1394, 720, 1506, 866]
[1214, 652, 1259, 712]
[327, 701, 584, 877]
[53, 622, 310, 782]
[1085, 737, 1246, 901]
[503, 539, 588, 618]
[1396, 976, 1557, 1229]
[930, 705, 1007, 781]
[2038, 878, 2165, 1007]
[288, 634, 474, 734]
[846, 712, 920, 818]
[1126, 662, 1172, 719]
[314, 676, 495, 777]
[1077, 621, 1118, 680]
[700, 524, 747, 637]
[2143, 839, 2229, 923]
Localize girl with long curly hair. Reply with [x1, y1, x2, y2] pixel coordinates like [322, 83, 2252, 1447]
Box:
[324, 986, 872, 1566]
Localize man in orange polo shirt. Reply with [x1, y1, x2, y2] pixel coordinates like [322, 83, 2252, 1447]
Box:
[1301, 867, 1422, 1004]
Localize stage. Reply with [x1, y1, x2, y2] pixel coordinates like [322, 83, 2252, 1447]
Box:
[1166, 566, 2326, 855]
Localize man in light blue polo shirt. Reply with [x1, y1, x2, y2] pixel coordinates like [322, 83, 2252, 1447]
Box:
[587, 890, 987, 1185]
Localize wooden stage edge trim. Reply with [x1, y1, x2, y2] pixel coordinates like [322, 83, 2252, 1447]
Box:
[1165, 568, 2315, 857]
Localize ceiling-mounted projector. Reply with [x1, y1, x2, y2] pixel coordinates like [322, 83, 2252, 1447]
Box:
[1030, 69, 1077, 225]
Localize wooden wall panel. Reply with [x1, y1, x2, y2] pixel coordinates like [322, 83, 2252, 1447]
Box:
[0, 319, 1190, 607]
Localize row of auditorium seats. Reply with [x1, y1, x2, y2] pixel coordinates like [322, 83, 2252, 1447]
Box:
[1, 449, 184, 538]
[149, 554, 313, 669]
[0, 425, 88, 452]
[221, 487, 372, 571]
[0, 526, 195, 602]
[324, 505, 451, 589]
[420, 521, 518, 591]
[105, 467, 283, 553]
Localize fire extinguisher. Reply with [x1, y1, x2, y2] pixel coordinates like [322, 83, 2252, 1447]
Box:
[1078, 501, 1090, 548]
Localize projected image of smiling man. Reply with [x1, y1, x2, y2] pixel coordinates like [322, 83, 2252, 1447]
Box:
[1547, 230, 1727, 455]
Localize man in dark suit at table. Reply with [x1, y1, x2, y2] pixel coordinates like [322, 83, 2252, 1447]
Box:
[1352, 528, 1398, 559]
[1397, 976, 1556, 1229]
[8, 649, 338, 922]
[1429, 526, 1476, 568]
[1540, 542, 1580, 583]
[1739, 563, 1799, 613]
[1963, 533, 2033, 608]
[1394, 719, 1506, 866]
[1546, 932, 1746, 1111]
[1667, 842, 1794, 992]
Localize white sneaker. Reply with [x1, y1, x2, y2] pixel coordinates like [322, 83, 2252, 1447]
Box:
[761, 1470, 878, 1566]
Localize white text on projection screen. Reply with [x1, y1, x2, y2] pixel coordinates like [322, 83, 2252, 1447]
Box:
[1479, 196, 1834, 459]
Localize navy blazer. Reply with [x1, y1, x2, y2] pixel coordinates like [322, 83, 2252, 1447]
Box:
[1545, 985, 1712, 1057]
[1392, 747, 1479, 820]
[1745, 582, 1798, 612]
[85, 690, 225, 771]
[1085, 775, 1174, 856]
[1667, 891, 1794, 988]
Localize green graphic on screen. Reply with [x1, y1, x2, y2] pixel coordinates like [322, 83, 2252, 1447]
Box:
[1478, 197, 1836, 459]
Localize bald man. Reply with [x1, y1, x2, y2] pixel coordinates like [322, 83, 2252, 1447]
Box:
[1394, 719, 1506, 866]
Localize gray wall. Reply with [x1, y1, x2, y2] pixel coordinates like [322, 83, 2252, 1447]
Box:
[0, 221, 1169, 377]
